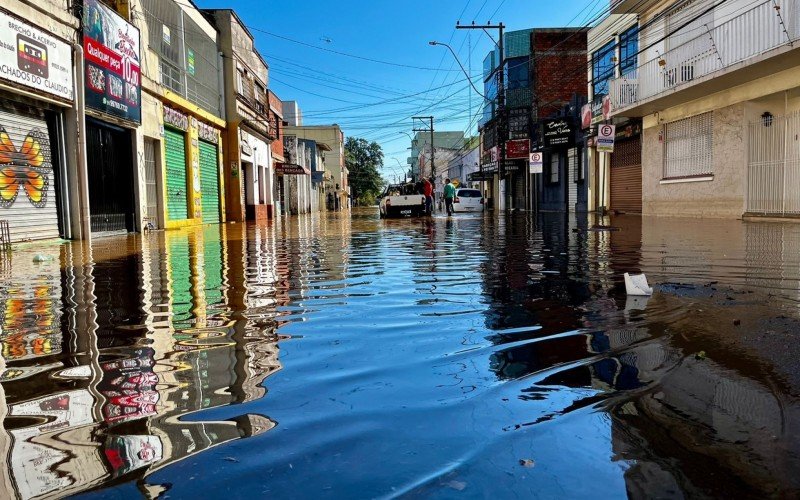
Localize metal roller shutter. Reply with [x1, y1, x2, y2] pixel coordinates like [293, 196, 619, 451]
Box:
[164, 127, 188, 221]
[610, 137, 642, 213]
[198, 140, 220, 223]
[567, 147, 578, 210]
[0, 107, 60, 241]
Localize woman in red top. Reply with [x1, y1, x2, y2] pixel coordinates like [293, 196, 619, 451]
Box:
[423, 177, 434, 215]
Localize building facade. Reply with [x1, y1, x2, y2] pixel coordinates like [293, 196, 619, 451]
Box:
[408, 131, 465, 181]
[207, 9, 276, 222]
[140, 0, 226, 229]
[479, 28, 587, 212]
[605, 0, 800, 218]
[283, 125, 348, 211]
[0, 0, 80, 242]
[585, 12, 642, 214]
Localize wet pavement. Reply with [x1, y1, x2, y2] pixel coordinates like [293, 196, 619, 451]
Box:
[0, 209, 799, 498]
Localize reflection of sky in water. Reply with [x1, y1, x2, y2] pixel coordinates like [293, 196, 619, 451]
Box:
[0, 213, 797, 498]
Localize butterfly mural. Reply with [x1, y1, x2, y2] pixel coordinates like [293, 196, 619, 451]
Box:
[0, 126, 50, 208]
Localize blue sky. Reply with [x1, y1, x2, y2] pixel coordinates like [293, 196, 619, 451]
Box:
[195, 0, 600, 180]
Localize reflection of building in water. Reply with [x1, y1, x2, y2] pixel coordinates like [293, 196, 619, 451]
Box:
[0, 226, 285, 499]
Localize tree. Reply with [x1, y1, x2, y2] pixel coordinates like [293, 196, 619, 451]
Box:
[344, 137, 386, 205]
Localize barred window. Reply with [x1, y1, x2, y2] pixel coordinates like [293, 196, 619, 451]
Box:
[663, 112, 713, 178]
[549, 152, 559, 183]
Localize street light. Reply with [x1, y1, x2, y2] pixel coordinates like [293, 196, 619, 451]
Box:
[428, 41, 485, 99]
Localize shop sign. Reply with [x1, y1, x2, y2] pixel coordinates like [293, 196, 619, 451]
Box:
[187, 49, 195, 76]
[163, 106, 188, 130]
[506, 139, 530, 159]
[529, 151, 543, 174]
[197, 121, 218, 144]
[602, 95, 612, 121]
[83, 0, 141, 123]
[597, 124, 616, 153]
[581, 104, 592, 130]
[276, 163, 310, 175]
[542, 118, 574, 148]
[0, 11, 73, 101]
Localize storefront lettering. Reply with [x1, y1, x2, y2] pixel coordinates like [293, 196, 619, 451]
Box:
[163, 107, 188, 130]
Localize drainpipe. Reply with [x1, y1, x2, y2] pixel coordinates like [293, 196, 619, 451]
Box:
[72, 42, 92, 243]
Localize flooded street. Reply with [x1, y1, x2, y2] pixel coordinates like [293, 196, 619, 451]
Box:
[1, 209, 799, 498]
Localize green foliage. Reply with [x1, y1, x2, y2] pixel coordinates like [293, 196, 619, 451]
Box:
[345, 137, 386, 205]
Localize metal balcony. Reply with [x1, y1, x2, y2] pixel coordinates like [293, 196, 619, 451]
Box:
[609, 0, 800, 114]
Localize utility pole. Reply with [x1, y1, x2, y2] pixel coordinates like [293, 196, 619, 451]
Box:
[457, 22, 506, 206]
[413, 116, 435, 179]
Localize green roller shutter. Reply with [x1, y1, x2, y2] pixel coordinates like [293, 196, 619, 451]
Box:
[164, 128, 188, 221]
[198, 140, 220, 223]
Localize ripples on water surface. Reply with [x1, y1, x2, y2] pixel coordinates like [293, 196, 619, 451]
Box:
[0, 210, 798, 498]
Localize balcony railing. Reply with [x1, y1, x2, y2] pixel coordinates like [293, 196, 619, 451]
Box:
[610, 0, 799, 111]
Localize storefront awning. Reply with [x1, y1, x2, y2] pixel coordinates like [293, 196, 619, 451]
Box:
[276, 163, 311, 175]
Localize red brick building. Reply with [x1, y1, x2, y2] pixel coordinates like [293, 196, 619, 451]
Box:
[531, 29, 588, 121]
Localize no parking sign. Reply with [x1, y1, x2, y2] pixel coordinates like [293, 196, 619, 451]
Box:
[529, 151, 543, 174]
[597, 124, 616, 153]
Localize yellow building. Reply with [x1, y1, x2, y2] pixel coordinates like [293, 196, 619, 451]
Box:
[137, 0, 227, 229]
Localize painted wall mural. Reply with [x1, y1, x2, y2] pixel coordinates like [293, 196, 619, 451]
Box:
[0, 125, 50, 208]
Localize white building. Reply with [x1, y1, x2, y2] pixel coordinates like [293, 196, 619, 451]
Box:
[603, 0, 800, 218]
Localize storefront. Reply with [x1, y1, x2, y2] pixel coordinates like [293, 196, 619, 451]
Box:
[0, 10, 74, 242]
[610, 135, 642, 214]
[162, 106, 224, 227]
[82, 0, 141, 233]
[539, 117, 585, 212]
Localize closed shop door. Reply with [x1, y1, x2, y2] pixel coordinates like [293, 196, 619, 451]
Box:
[198, 140, 220, 223]
[567, 147, 578, 210]
[144, 138, 159, 228]
[164, 128, 188, 221]
[86, 120, 134, 232]
[610, 137, 642, 213]
[0, 107, 60, 241]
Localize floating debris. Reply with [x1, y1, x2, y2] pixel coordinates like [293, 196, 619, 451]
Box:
[624, 272, 653, 296]
[519, 459, 535, 468]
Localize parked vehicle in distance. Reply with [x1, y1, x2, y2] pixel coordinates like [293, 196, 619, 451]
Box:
[379, 183, 426, 218]
[452, 188, 483, 213]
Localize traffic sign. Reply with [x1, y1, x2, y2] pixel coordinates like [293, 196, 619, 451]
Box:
[597, 124, 616, 153]
[529, 151, 543, 174]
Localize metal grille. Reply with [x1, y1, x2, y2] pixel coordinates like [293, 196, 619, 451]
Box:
[747, 110, 800, 215]
[144, 138, 159, 228]
[141, 0, 222, 117]
[663, 112, 713, 178]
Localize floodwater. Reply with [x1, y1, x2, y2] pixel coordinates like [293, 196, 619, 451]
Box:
[0, 209, 799, 499]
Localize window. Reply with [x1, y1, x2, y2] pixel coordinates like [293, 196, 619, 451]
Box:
[619, 25, 638, 75]
[591, 41, 615, 98]
[505, 57, 529, 91]
[569, 147, 583, 182]
[663, 112, 713, 179]
[457, 189, 481, 198]
[549, 153, 559, 183]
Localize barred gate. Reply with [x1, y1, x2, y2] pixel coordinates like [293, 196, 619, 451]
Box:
[747, 110, 800, 215]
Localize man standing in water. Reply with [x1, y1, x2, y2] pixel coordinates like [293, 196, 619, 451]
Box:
[423, 177, 434, 215]
[444, 178, 456, 216]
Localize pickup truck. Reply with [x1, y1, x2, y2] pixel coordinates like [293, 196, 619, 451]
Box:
[379, 183, 426, 218]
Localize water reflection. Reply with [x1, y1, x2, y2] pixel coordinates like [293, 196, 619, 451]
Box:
[0, 211, 797, 498]
[0, 224, 282, 498]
